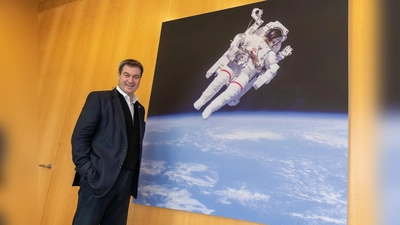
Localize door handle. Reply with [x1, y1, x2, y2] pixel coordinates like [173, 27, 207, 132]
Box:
[39, 164, 52, 169]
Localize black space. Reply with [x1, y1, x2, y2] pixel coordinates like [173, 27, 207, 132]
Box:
[382, 0, 400, 109]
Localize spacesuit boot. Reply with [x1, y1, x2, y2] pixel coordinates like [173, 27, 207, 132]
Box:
[201, 82, 242, 119]
[194, 69, 232, 110]
[194, 95, 210, 110]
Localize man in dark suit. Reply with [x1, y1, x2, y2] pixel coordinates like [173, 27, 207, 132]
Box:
[71, 59, 146, 225]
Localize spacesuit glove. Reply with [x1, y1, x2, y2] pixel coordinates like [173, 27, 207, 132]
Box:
[278, 46, 293, 59]
[253, 73, 273, 90]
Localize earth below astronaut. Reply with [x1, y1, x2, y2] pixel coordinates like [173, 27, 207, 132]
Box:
[136, 111, 348, 225]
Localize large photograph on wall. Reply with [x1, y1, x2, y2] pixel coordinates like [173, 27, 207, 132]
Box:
[136, 0, 348, 224]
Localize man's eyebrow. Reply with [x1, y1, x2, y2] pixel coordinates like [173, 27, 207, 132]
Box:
[123, 72, 140, 77]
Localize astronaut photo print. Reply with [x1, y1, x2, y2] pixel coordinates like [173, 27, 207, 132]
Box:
[138, 1, 348, 224]
[147, 0, 348, 118]
[193, 8, 293, 119]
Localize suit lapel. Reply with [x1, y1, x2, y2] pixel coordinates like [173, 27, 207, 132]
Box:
[112, 89, 128, 145]
[136, 103, 143, 135]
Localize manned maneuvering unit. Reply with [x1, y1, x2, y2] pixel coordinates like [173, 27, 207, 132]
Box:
[193, 8, 293, 120]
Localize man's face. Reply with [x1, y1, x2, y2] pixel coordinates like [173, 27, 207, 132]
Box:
[267, 36, 282, 47]
[118, 65, 142, 97]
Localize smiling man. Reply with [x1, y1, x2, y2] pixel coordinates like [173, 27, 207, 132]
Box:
[71, 59, 146, 225]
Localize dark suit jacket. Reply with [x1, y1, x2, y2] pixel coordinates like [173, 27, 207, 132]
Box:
[71, 88, 146, 198]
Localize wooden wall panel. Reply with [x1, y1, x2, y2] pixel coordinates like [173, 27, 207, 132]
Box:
[348, 0, 379, 224]
[38, 0, 78, 13]
[167, 0, 262, 21]
[127, 204, 264, 225]
[38, 0, 380, 224]
[38, 39, 84, 220]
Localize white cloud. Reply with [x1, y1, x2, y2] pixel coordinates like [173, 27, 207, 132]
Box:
[212, 130, 284, 141]
[291, 213, 346, 224]
[318, 190, 347, 205]
[140, 160, 166, 176]
[139, 184, 215, 214]
[301, 132, 348, 149]
[214, 185, 270, 206]
[164, 162, 218, 188]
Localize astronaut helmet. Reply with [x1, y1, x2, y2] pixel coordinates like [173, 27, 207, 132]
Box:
[265, 28, 284, 47]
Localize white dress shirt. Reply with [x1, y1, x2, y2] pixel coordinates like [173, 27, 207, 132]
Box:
[116, 86, 138, 121]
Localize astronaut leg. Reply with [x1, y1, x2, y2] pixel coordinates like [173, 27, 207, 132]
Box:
[201, 81, 243, 120]
[194, 68, 233, 110]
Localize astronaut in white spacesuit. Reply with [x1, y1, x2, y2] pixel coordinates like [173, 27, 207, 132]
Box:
[193, 12, 293, 120]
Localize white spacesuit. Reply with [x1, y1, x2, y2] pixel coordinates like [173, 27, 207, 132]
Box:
[193, 8, 293, 120]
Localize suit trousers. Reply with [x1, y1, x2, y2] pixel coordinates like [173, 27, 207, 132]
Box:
[72, 168, 136, 225]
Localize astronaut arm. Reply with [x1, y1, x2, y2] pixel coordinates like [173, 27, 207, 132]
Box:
[253, 63, 280, 90]
[228, 33, 245, 54]
[245, 8, 264, 35]
[205, 34, 245, 78]
[276, 45, 293, 62]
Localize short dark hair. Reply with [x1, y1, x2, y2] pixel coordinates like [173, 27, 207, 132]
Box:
[118, 59, 144, 75]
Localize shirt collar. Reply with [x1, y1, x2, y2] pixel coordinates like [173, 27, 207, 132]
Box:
[116, 86, 138, 103]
